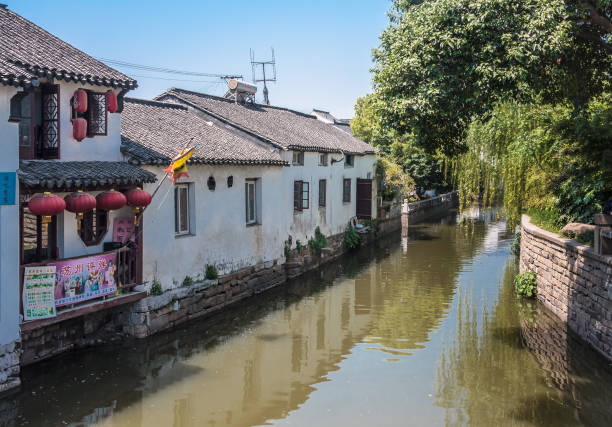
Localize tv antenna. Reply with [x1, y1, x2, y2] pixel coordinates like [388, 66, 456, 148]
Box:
[250, 48, 276, 105]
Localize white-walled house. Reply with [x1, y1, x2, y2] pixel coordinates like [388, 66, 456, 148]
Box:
[0, 5, 157, 388]
[121, 89, 377, 291]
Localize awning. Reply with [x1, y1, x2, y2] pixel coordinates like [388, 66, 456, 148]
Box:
[18, 160, 157, 191]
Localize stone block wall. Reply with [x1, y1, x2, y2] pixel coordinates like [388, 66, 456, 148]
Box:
[520, 215, 612, 360]
[0, 341, 20, 395]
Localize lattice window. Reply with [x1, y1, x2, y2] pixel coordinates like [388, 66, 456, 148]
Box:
[87, 92, 107, 136]
[79, 209, 109, 246]
[41, 85, 59, 158]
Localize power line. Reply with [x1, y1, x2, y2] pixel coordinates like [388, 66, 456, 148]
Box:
[129, 74, 226, 83]
[97, 57, 243, 79]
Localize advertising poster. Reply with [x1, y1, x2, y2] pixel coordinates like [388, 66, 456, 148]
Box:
[113, 217, 134, 244]
[23, 266, 57, 321]
[51, 253, 117, 307]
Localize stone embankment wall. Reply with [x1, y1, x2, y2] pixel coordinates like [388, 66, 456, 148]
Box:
[520, 215, 612, 361]
[0, 342, 20, 393]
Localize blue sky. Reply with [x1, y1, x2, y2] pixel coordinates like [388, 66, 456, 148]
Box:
[10, 0, 390, 118]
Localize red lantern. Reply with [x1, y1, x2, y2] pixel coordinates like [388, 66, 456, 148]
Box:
[96, 190, 127, 212]
[73, 89, 88, 113]
[65, 191, 96, 230]
[126, 188, 152, 224]
[106, 90, 118, 113]
[73, 117, 87, 141]
[28, 193, 66, 223]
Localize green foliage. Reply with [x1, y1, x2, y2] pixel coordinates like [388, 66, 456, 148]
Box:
[377, 157, 416, 200]
[514, 271, 537, 298]
[457, 96, 612, 227]
[284, 242, 291, 258]
[150, 279, 163, 296]
[308, 227, 328, 256]
[183, 276, 193, 286]
[510, 231, 521, 255]
[295, 240, 304, 254]
[526, 207, 562, 233]
[205, 264, 218, 280]
[372, 0, 611, 155]
[344, 223, 360, 250]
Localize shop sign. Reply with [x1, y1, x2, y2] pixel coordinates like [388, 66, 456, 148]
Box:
[51, 253, 118, 307]
[0, 172, 16, 205]
[23, 266, 57, 321]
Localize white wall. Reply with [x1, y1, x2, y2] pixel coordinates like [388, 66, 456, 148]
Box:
[55, 81, 122, 161]
[0, 86, 21, 346]
[141, 152, 377, 291]
[141, 165, 288, 289]
[282, 151, 377, 244]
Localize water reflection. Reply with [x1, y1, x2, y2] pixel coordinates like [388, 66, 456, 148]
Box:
[1, 210, 611, 426]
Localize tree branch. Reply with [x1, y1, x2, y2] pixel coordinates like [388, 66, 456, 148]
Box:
[576, 30, 612, 54]
[581, 1, 612, 32]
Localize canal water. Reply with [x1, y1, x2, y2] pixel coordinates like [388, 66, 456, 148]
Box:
[2, 209, 612, 426]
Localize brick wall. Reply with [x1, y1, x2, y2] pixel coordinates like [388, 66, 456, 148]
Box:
[520, 215, 612, 360]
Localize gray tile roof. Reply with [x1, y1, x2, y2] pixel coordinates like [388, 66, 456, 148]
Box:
[156, 88, 375, 155]
[0, 6, 136, 89]
[18, 160, 157, 190]
[120, 98, 288, 166]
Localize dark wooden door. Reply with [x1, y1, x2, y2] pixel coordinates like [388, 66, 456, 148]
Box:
[356, 178, 373, 219]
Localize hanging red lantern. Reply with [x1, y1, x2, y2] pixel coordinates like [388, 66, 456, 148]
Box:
[96, 189, 126, 212]
[73, 117, 87, 141]
[28, 192, 66, 224]
[126, 188, 152, 224]
[72, 89, 88, 113]
[65, 191, 96, 230]
[106, 90, 118, 113]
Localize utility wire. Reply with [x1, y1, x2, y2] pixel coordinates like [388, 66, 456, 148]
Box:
[129, 74, 226, 83]
[97, 57, 242, 79]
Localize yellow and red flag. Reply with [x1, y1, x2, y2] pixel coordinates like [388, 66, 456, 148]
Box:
[165, 146, 196, 183]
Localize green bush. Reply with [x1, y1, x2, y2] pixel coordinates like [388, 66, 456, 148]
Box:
[344, 223, 360, 250]
[308, 227, 328, 256]
[183, 275, 193, 286]
[514, 271, 537, 298]
[150, 279, 163, 296]
[205, 264, 218, 280]
[296, 240, 304, 254]
[284, 243, 291, 258]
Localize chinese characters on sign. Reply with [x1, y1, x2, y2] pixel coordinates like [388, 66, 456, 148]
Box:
[0, 172, 16, 205]
[22, 266, 57, 321]
[51, 253, 118, 307]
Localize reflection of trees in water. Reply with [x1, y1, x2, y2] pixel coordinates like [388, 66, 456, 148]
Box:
[365, 220, 490, 354]
[435, 257, 612, 426]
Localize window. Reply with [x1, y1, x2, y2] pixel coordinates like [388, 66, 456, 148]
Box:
[319, 179, 326, 207]
[319, 153, 328, 166]
[294, 180, 309, 210]
[21, 205, 57, 264]
[292, 151, 304, 166]
[13, 84, 60, 160]
[79, 209, 108, 246]
[245, 180, 257, 225]
[345, 154, 354, 167]
[174, 184, 190, 235]
[343, 178, 352, 203]
[87, 92, 107, 136]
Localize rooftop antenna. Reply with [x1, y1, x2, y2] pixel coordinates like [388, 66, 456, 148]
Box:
[250, 48, 276, 105]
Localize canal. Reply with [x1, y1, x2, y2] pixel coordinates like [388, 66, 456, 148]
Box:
[2, 209, 611, 426]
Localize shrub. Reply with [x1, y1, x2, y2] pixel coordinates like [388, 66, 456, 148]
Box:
[150, 279, 163, 296]
[344, 223, 360, 250]
[183, 275, 193, 286]
[205, 264, 218, 280]
[308, 227, 328, 256]
[514, 271, 537, 298]
[284, 243, 291, 258]
[296, 240, 304, 254]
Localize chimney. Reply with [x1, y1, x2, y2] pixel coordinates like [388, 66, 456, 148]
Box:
[0, 4, 8, 10]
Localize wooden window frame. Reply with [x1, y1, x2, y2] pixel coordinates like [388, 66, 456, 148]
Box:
[319, 153, 328, 166]
[343, 178, 352, 203]
[319, 179, 326, 207]
[86, 91, 108, 137]
[174, 184, 191, 235]
[245, 179, 257, 225]
[294, 180, 309, 210]
[20, 204, 58, 264]
[16, 84, 60, 160]
[345, 154, 354, 168]
[292, 151, 304, 166]
[78, 209, 109, 246]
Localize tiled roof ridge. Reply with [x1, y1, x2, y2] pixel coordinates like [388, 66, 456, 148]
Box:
[156, 91, 287, 151]
[160, 87, 318, 120]
[0, 7, 136, 89]
[124, 97, 187, 110]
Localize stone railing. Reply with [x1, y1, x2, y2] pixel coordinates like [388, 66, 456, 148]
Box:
[520, 214, 612, 361]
